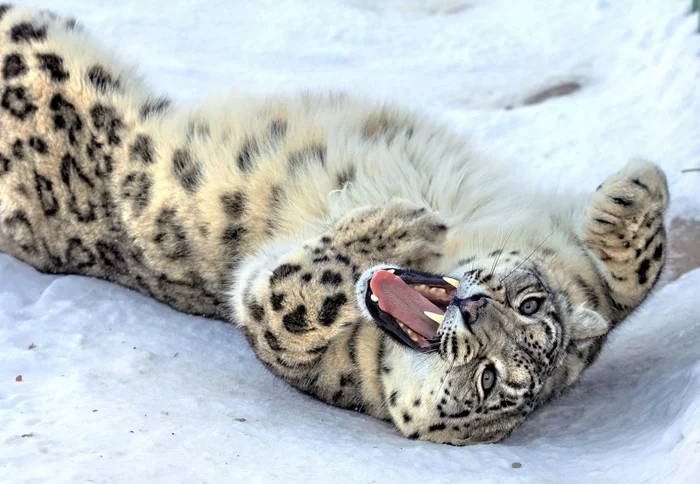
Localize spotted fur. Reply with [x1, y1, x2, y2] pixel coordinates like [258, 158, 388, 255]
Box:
[0, 6, 669, 445]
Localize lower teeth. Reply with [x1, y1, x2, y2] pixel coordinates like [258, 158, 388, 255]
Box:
[398, 321, 419, 342]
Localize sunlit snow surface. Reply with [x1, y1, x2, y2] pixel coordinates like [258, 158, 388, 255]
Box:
[1, 0, 699, 482]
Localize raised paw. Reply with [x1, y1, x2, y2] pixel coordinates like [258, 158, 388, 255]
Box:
[586, 158, 668, 251]
[584, 158, 669, 311]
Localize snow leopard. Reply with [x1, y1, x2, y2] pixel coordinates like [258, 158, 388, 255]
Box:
[0, 5, 668, 445]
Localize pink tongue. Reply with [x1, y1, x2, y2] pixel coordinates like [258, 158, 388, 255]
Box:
[370, 270, 442, 339]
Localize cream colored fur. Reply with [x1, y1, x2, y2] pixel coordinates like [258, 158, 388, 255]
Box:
[0, 6, 668, 444]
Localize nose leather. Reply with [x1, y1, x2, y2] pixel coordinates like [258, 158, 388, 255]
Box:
[454, 294, 488, 325]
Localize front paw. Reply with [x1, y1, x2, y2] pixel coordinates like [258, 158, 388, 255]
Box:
[331, 200, 448, 269]
[585, 158, 668, 251]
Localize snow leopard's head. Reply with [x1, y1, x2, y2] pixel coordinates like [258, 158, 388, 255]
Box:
[357, 251, 610, 445]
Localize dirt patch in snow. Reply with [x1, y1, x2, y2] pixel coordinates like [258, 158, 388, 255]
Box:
[666, 217, 700, 281]
[523, 81, 582, 106]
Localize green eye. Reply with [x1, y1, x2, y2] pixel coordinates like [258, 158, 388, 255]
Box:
[481, 367, 496, 392]
[519, 297, 541, 315]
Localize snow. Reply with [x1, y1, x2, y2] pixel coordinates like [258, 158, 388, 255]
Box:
[1, 0, 699, 482]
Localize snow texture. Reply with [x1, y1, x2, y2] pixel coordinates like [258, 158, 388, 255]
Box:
[2, 0, 699, 482]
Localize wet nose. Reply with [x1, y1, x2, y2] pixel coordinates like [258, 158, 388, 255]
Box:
[453, 294, 488, 325]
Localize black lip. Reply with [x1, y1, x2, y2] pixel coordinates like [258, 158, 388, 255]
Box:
[364, 268, 452, 352]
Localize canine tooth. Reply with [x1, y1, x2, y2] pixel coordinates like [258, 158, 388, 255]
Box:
[370, 294, 379, 302]
[443, 277, 460, 288]
[387, 269, 395, 274]
[424, 311, 444, 324]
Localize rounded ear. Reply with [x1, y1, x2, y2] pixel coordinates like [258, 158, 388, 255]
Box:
[570, 307, 610, 340]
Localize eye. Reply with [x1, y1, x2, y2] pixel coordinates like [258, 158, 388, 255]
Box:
[481, 366, 496, 393]
[519, 297, 542, 315]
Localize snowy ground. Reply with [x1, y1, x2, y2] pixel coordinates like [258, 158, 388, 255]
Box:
[2, 0, 700, 482]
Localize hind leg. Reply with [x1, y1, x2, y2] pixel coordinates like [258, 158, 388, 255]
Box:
[0, 7, 135, 281]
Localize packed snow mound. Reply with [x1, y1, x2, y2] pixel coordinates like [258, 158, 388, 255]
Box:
[2, 0, 699, 482]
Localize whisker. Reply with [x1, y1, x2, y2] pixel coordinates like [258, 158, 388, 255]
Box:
[435, 358, 456, 398]
[489, 229, 514, 277]
[500, 233, 552, 283]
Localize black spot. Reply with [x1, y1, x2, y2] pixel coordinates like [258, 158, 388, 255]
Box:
[222, 225, 246, 245]
[129, 135, 154, 164]
[90, 104, 124, 146]
[289, 144, 326, 170]
[95, 240, 127, 274]
[348, 324, 361, 364]
[389, 391, 398, 407]
[307, 344, 329, 356]
[36, 53, 69, 82]
[85, 136, 113, 178]
[335, 254, 351, 265]
[86, 65, 120, 92]
[0, 5, 11, 21]
[3, 210, 38, 254]
[653, 243, 663, 261]
[49, 94, 82, 145]
[271, 264, 301, 284]
[11, 22, 47, 43]
[336, 166, 356, 188]
[139, 96, 172, 120]
[339, 374, 357, 386]
[2, 86, 37, 120]
[120, 172, 151, 217]
[34, 173, 59, 217]
[59, 154, 96, 223]
[407, 432, 420, 440]
[637, 258, 651, 285]
[153, 208, 190, 259]
[65, 238, 96, 270]
[268, 119, 287, 141]
[0, 154, 11, 176]
[270, 293, 285, 311]
[172, 149, 202, 192]
[610, 196, 633, 207]
[3, 53, 26, 79]
[318, 293, 347, 326]
[428, 423, 446, 432]
[64, 18, 79, 31]
[11, 139, 23, 159]
[301, 273, 313, 283]
[221, 192, 247, 218]
[28, 137, 48, 154]
[283, 305, 309, 333]
[320, 270, 343, 285]
[413, 398, 421, 407]
[237, 139, 258, 172]
[403, 413, 412, 423]
[264, 331, 283, 351]
[249, 303, 265, 321]
[186, 120, 210, 141]
[632, 178, 650, 192]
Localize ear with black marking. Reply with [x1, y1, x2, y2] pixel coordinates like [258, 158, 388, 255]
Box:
[570, 307, 610, 340]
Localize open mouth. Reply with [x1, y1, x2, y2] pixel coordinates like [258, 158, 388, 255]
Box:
[364, 269, 459, 351]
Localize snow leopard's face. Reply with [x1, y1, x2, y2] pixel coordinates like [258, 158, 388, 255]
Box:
[358, 253, 609, 445]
